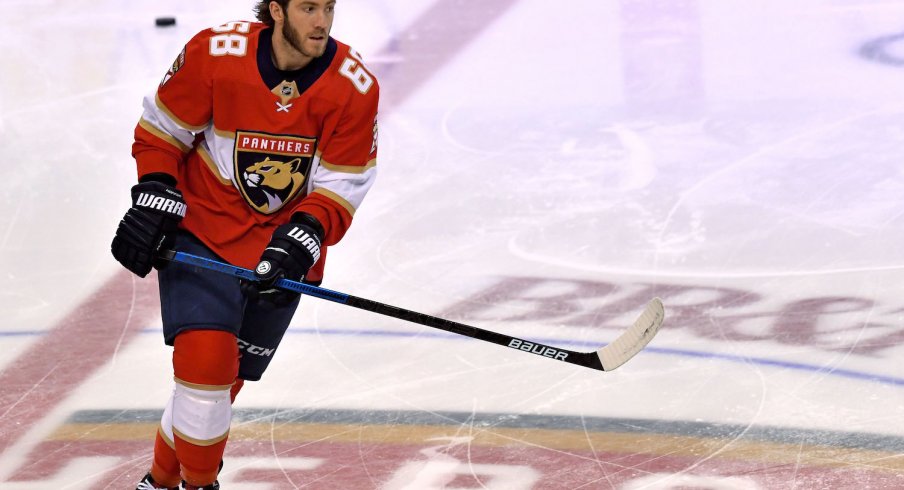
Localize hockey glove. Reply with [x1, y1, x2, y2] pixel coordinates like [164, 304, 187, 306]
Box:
[111, 178, 186, 278]
[243, 217, 323, 309]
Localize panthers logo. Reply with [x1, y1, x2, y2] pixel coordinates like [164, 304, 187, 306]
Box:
[243, 157, 306, 212]
[234, 131, 317, 214]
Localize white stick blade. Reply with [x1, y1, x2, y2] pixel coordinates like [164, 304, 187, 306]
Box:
[597, 298, 664, 371]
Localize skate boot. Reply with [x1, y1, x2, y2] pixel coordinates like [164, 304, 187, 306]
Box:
[182, 481, 219, 489]
[136, 472, 178, 490]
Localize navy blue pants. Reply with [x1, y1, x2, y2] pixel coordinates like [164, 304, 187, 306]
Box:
[157, 231, 300, 381]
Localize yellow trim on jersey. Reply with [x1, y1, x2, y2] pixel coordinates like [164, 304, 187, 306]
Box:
[138, 118, 190, 153]
[214, 127, 236, 140]
[197, 145, 232, 185]
[313, 188, 356, 216]
[157, 425, 176, 449]
[172, 427, 230, 447]
[173, 377, 234, 392]
[155, 93, 208, 132]
[318, 156, 377, 174]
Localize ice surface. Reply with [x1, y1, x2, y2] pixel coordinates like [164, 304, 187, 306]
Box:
[1, 0, 903, 488]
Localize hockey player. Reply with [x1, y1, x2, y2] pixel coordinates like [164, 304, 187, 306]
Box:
[112, 1, 378, 488]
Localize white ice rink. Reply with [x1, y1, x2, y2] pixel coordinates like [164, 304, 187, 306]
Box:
[1, 0, 903, 488]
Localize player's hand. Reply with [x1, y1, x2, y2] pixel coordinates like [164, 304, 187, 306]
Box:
[111, 179, 186, 277]
[243, 220, 322, 309]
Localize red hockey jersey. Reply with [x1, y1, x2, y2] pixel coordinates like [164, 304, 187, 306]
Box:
[132, 21, 379, 282]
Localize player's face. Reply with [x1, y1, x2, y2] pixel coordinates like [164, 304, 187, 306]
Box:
[281, 0, 335, 59]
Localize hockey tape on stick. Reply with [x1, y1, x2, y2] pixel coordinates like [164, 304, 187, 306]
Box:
[160, 250, 664, 371]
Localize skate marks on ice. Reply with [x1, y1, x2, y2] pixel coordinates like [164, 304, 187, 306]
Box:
[3, 408, 903, 488]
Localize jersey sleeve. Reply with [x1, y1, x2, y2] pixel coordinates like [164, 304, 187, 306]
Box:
[294, 70, 380, 246]
[132, 30, 215, 179]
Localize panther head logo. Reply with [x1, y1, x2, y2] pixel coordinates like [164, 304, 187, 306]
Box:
[243, 157, 306, 213]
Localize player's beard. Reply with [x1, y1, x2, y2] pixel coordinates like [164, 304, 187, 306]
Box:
[282, 15, 327, 59]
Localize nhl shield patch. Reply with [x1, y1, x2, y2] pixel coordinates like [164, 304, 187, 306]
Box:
[234, 130, 317, 214]
[160, 47, 186, 86]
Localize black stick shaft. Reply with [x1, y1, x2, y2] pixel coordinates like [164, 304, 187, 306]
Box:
[345, 295, 603, 370]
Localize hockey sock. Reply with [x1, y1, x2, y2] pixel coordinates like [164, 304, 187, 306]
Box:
[172, 329, 239, 486]
[150, 392, 181, 488]
[230, 378, 245, 403]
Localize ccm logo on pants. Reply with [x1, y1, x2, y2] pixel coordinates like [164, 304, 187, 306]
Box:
[238, 339, 275, 357]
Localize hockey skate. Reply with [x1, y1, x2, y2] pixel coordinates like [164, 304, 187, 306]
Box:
[182, 481, 220, 489]
[136, 472, 178, 490]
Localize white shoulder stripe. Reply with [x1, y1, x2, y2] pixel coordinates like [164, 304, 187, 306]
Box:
[140, 91, 204, 149]
[308, 153, 377, 213]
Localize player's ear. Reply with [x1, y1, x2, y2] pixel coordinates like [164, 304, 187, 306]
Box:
[269, 1, 285, 24]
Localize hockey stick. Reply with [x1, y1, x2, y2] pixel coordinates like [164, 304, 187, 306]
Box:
[160, 250, 664, 371]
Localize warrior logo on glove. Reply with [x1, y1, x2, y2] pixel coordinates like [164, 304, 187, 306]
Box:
[135, 189, 187, 217]
[283, 226, 321, 263]
[235, 131, 317, 214]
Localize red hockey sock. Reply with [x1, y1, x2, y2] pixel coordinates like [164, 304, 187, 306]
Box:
[172, 329, 239, 486]
[176, 437, 228, 486]
[150, 428, 181, 488]
[230, 378, 245, 403]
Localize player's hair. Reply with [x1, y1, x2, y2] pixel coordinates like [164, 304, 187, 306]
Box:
[254, 0, 291, 26]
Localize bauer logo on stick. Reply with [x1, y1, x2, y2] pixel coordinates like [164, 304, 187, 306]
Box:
[508, 339, 568, 360]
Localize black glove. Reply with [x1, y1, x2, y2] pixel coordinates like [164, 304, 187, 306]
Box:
[111, 178, 186, 277]
[243, 215, 323, 309]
